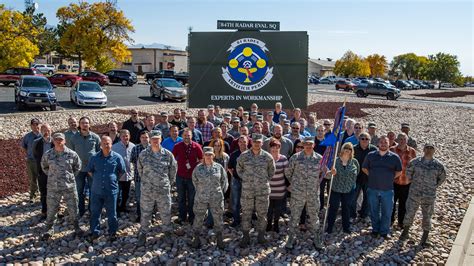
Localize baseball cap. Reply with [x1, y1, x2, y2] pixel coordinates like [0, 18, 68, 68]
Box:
[52, 132, 65, 140]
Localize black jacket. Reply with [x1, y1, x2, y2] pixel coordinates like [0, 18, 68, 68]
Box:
[33, 137, 55, 176]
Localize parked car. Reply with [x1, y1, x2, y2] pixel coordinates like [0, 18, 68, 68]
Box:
[394, 80, 413, 90]
[319, 77, 333, 84]
[48, 73, 82, 87]
[78, 71, 109, 86]
[335, 80, 356, 91]
[0, 67, 41, 86]
[32, 64, 55, 75]
[413, 80, 429, 89]
[354, 82, 401, 100]
[14, 76, 57, 111]
[57, 64, 69, 72]
[144, 70, 189, 85]
[407, 80, 420, 89]
[70, 81, 107, 107]
[149, 78, 187, 101]
[440, 82, 456, 88]
[355, 79, 373, 88]
[105, 70, 138, 86]
[71, 64, 79, 72]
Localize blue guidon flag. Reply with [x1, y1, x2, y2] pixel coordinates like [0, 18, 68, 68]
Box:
[222, 38, 274, 92]
[319, 103, 346, 171]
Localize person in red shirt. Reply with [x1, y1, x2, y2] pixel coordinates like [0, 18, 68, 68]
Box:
[390, 133, 416, 229]
[172, 128, 203, 224]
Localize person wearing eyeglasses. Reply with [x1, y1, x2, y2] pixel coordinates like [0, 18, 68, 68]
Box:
[351, 132, 377, 220]
[326, 142, 360, 234]
[284, 122, 304, 143]
[322, 119, 332, 135]
[305, 114, 318, 137]
[121, 109, 144, 144]
[345, 122, 364, 145]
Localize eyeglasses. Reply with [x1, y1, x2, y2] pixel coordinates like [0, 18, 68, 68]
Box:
[131, 112, 138, 115]
[360, 138, 369, 141]
[324, 124, 331, 126]
[354, 127, 362, 129]
[292, 127, 300, 130]
[296, 145, 304, 148]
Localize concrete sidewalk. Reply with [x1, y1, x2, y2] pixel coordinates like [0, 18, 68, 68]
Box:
[447, 196, 474, 265]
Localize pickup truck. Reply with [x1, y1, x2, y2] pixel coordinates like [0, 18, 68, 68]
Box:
[354, 82, 401, 100]
[15, 76, 58, 111]
[0, 67, 41, 86]
[144, 70, 189, 85]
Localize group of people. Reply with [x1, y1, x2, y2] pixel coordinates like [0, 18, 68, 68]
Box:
[22, 101, 446, 249]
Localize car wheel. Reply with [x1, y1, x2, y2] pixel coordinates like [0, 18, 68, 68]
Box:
[50, 104, 57, 111]
[150, 88, 155, 97]
[335, 86, 339, 90]
[160, 91, 164, 101]
[386, 93, 395, 100]
[121, 80, 128, 86]
[65, 80, 73, 87]
[48, 70, 53, 75]
[356, 90, 365, 97]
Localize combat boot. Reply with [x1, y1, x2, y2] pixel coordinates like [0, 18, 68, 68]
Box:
[420, 230, 430, 247]
[239, 231, 250, 248]
[313, 234, 323, 250]
[192, 232, 201, 248]
[399, 226, 410, 242]
[216, 231, 224, 249]
[257, 230, 266, 244]
[285, 233, 295, 249]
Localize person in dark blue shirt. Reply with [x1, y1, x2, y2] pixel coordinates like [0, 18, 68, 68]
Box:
[86, 136, 126, 241]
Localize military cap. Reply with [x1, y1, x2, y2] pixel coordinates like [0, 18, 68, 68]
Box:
[224, 113, 231, 118]
[266, 111, 274, 116]
[150, 130, 162, 138]
[52, 132, 65, 140]
[401, 123, 410, 128]
[280, 114, 287, 120]
[283, 119, 291, 125]
[252, 133, 264, 142]
[160, 112, 168, 117]
[302, 136, 315, 143]
[207, 104, 215, 110]
[368, 122, 377, 128]
[250, 111, 258, 116]
[30, 118, 41, 125]
[232, 117, 240, 123]
[203, 146, 214, 154]
[243, 111, 249, 116]
[256, 115, 264, 121]
[424, 143, 435, 149]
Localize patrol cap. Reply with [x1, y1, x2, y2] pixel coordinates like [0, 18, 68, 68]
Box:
[302, 136, 315, 144]
[30, 118, 41, 125]
[243, 111, 249, 116]
[424, 143, 435, 149]
[52, 132, 65, 140]
[252, 133, 264, 142]
[266, 111, 274, 116]
[256, 115, 264, 121]
[284, 119, 291, 125]
[279, 114, 287, 120]
[232, 117, 240, 123]
[207, 104, 215, 110]
[401, 123, 410, 128]
[203, 146, 214, 154]
[224, 113, 231, 118]
[149, 130, 162, 138]
[160, 112, 168, 117]
[250, 111, 257, 116]
[368, 122, 377, 128]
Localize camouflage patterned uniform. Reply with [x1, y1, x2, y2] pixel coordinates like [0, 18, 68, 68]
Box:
[154, 122, 171, 139]
[138, 146, 177, 235]
[40, 147, 82, 235]
[192, 162, 228, 232]
[236, 149, 275, 233]
[403, 157, 446, 230]
[285, 150, 323, 248]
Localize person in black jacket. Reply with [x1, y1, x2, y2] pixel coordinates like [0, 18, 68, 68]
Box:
[121, 109, 144, 144]
[33, 123, 54, 219]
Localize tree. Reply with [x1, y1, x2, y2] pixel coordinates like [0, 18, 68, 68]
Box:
[23, 4, 59, 58]
[57, 1, 134, 72]
[425, 53, 462, 88]
[389, 53, 429, 80]
[334, 50, 370, 77]
[0, 4, 39, 71]
[365, 54, 388, 77]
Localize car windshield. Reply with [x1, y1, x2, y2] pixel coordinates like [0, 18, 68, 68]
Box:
[22, 79, 50, 88]
[79, 83, 102, 92]
[162, 80, 183, 87]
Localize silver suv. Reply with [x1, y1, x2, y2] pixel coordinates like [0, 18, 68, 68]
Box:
[33, 64, 55, 75]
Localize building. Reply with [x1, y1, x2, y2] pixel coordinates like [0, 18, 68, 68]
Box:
[120, 43, 188, 74]
[308, 58, 336, 77]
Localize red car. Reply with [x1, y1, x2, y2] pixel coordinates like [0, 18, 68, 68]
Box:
[0, 67, 42, 86]
[77, 71, 109, 86]
[48, 73, 82, 87]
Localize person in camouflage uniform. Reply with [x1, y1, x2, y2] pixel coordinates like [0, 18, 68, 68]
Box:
[285, 136, 324, 250]
[236, 133, 275, 247]
[137, 130, 177, 246]
[191, 147, 229, 249]
[399, 143, 446, 247]
[153, 112, 171, 139]
[40, 133, 83, 240]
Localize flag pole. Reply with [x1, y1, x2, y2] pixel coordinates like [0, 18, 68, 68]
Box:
[322, 98, 347, 238]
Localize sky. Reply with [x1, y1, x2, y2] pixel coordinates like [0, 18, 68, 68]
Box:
[4, 0, 473, 75]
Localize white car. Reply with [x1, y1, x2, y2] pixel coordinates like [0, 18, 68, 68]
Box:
[32, 64, 55, 75]
[70, 81, 107, 107]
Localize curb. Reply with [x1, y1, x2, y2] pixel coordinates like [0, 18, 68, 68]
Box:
[447, 196, 474, 265]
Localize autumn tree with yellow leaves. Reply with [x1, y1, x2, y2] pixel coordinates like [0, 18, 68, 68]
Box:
[0, 5, 40, 72]
[334, 51, 370, 77]
[57, 1, 134, 73]
[365, 54, 388, 77]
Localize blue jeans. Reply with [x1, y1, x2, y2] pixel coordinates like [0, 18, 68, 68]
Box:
[367, 188, 394, 235]
[76, 171, 92, 216]
[135, 181, 141, 217]
[176, 176, 195, 223]
[351, 182, 369, 218]
[90, 192, 118, 235]
[231, 177, 242, 225]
